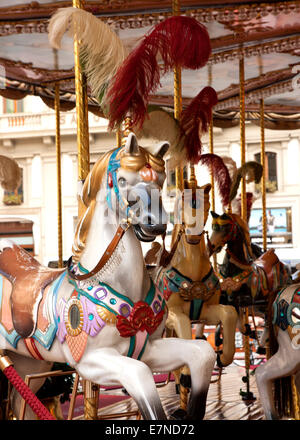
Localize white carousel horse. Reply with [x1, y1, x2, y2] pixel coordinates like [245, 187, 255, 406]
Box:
[255, 283, 300, 419]
[0, 133, 215, 420]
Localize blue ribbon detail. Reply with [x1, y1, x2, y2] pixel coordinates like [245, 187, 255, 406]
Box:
[107, 147, 130, 217]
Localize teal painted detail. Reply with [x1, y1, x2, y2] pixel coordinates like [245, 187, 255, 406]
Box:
[0, 275, 21, 348]
[89, 313, 94, 321]
[127, 336, 136, 358]
[110, 298, 117, 305]
[33, 271, 66, 350]
[145, 279, 155, 306]
[138, 334, 149, 360]
[190, 298, 204, 321]
[77, 262, 89, 274]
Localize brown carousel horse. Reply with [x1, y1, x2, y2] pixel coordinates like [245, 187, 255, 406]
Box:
[206, 157, 292, 344]
[148, 172, 238, 372]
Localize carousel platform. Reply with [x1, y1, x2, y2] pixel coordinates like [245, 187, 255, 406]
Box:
[61, 363, 265, 421]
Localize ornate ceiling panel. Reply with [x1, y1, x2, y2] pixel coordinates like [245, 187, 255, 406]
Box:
[0, 1, 299, 121]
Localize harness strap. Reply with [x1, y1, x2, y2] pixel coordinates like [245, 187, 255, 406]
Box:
[24, 337, 44, 360]
[67, 223, 129, 281]
[159, 226, 184, 268]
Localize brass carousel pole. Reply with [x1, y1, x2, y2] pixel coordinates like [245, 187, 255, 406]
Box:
[207, 63, 218, 271]
[239, 50, 254, 401]
[72, 0, 98, 420]
[54, 82, 63, 269]
[172, 0, 188, 413]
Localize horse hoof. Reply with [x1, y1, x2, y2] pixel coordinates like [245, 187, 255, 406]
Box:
[122, 388, 129, 395]
[169, 408, 187, 420]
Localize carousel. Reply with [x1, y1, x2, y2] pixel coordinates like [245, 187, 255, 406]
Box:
[0, 0, 299, 421]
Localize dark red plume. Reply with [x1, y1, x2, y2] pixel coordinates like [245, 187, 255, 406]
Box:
[199, 153, 232, 206]
[180, 86, 218, 164]
[106, 16, 211, 129]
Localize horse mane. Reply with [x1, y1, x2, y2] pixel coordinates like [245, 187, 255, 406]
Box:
[72, 150, 112, 262]
[230, 213, 253, 259]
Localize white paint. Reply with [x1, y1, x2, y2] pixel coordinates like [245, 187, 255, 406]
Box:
[0, 238, 14, 251]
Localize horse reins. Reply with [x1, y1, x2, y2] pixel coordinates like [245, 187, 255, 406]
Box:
[68, 221, 131, 281]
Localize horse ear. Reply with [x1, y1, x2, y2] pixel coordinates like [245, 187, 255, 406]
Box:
[210, 211, 219, 219]
[203, 183, 211, 195]
[124, 132, 139, 155]
[156, 142, 169, 159]
[220, 213, 230, 220]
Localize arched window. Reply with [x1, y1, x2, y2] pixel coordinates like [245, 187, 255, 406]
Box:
[255, 152, 277, 192]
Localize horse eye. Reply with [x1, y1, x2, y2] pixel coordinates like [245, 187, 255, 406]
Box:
[190, 198, 200, 209]
[118, 177, 126, 187]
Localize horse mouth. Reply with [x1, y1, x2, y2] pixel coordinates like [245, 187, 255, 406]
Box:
[133, 224, 157, 242]
[185, 235, 201, 245]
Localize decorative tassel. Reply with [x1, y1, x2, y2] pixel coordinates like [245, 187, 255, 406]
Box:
[0, 155, 22, 191]
[106, 16, 211, 129]
[229, 161, 263, 203]
[199, 154, 232, 206]
[179, 86, 218, 164]
[48, 7, 127, 104]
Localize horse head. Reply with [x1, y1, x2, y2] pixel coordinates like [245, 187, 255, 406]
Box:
[174, 181, 211, 245]
[208, 211, 238, 254]
[109, 133, 169, 242]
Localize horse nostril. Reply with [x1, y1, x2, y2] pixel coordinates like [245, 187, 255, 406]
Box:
[146, 216, 155, 226]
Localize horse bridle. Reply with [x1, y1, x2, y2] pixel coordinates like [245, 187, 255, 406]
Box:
[68, 147, 134, 281]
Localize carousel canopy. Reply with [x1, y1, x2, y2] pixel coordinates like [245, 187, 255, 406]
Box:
[0, 1, 299, 127]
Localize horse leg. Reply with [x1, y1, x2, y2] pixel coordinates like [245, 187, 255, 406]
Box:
[143, 338, 216, 420]
[255, 329, 298, 420]
[76, 348, 167, 420]
[6, 351, 53, 420]
[195, 323, 206, 340]
[200, 304, 238, 367]
[166, 306, 193, 382]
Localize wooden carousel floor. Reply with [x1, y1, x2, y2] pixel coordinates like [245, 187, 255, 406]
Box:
[73, 364, 265, 420]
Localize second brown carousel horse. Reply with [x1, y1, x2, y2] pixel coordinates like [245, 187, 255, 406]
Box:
[149, 181, 238, 370]
[208, 211, 292, 317]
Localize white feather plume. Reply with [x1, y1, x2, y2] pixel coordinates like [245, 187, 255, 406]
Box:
[48, 7, 127, 103]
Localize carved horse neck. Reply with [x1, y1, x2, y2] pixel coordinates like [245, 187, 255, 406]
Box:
[226, 226, 252, 271]
[171, 229, 211, 282]
[78, 181, 149, 303]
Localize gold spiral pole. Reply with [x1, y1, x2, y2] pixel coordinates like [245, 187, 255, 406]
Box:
[72, 0, 97, 419]
[172, 0, 188, 412]
[291, 376, 300, 420]
[239, 50, 254, 401]
[208, 63, 218, 269]
[83, 380, 99, 420]
[260, 98, 267, 253]
[73, 0, 90, 188]
[173, 0, 184, 193]
[55, 83, 63, 269]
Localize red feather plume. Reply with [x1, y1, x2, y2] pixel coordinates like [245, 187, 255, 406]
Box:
[106, 16, 211, 129]
[180, 86, 218, 164]
[199, 153, 232, 206]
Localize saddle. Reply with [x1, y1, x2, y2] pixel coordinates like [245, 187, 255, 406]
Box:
[0, 243, 64, 338]
[254, 248, 279, 291]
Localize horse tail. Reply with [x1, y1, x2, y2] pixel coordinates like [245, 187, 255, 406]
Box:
[267, 289, 294, 419]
